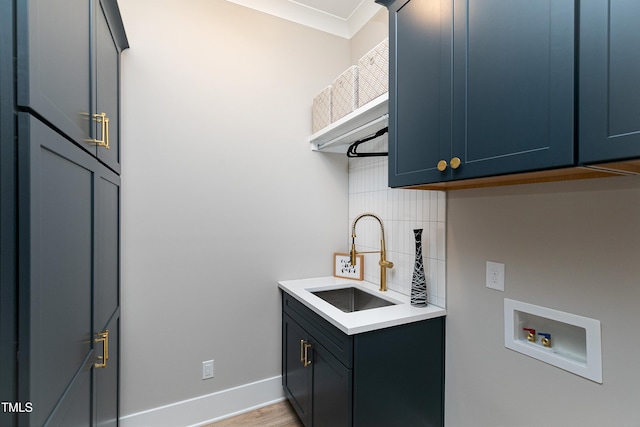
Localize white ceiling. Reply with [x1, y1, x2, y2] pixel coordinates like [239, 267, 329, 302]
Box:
[225, 0, 383, 39]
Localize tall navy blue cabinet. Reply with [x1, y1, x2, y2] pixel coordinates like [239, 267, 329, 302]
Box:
[0, 1, 128, 426]
[579, 1, 640, 165]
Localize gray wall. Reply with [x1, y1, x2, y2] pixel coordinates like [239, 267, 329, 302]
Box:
[445, 176, 640, 426]
[349, 9, 388, 64]
[118, 0, 350, 415]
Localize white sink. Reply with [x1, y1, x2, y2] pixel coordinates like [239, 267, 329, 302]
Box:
[279, 277, 446, 335]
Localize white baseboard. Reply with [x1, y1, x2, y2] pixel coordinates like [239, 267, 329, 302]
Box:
[119, 375, 285, 427]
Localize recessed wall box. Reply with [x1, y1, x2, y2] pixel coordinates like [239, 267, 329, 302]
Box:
[504, 298, 602, 383]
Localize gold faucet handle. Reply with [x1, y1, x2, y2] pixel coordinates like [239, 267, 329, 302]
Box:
[380, 260, 394, 269]
[350, 245, 358, 266]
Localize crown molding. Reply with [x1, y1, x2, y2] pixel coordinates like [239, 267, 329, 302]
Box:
[225, 0, 382, 39]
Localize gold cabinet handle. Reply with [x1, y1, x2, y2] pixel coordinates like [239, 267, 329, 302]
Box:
[94, 330, 109, 369]
[303, 342, 312, 367]
[437, 160, 448, 172]
[86, 112, 110, 150]
[300, 339, 305, 363]
[104, 115, 110, 149]
[450, 157, 461, 169]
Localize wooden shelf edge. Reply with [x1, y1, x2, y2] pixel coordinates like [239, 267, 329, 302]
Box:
[403, 161, 640, 191]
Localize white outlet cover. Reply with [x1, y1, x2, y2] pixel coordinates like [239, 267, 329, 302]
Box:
[486, 261, 505, 291]
[202, 360, 214, 380]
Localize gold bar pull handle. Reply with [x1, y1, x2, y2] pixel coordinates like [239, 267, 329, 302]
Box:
[94, 330, 109, 369]
[104, 115, 110, 150]
[86, 112, 110, 149]
[104, 329, 109, 363]
[303, 342, 312, 367]
[300, 339, 305, 363]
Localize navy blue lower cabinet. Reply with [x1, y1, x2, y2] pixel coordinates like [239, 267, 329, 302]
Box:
[282, 292, 445, 427]
[18, 114, 96, 427]
[283, 313, 313, 426]
[309, 340, 351, 427]
[579, 0, 640, 164]
[15, 113, 121, 427]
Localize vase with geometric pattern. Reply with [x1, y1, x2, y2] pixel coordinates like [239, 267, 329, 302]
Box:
[410, 229, 428, 306]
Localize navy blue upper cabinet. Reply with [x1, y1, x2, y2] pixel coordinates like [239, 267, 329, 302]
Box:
[579, 1, 640, 164]
[17, 0, 128, 174]
[380, 0, 576, 187]
[17, 0, 92, 145]
[95, 1, 124, 173]
[451, 0, 575, 181]
[386, 0, 453, 187]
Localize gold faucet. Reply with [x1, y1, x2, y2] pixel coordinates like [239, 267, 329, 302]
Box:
[349, 213, 394, 291]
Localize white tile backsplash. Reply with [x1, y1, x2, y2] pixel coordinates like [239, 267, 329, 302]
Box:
[348, 136, 446, 308]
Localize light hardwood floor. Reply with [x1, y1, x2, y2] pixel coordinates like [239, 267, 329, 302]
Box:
[203, 401, 303, 427]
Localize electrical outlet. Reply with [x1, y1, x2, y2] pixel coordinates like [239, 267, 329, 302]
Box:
[486, 261, 505, 291]
[202, 360, 214, 380]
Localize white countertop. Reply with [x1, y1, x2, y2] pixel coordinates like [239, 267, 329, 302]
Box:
[278, 276, 446, 335]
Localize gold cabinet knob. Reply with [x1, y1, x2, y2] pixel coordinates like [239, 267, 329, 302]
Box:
[450, 157, 461, 169]
[437, 160, 448, 172]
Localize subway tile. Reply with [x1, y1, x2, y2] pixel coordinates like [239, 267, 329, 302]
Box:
[437, 259, 446, 301]
[430, 191, 438, 220]
[347, 156, 446, 308]
[436, 221, 445, 260]
[404, 190, 419, 221]
[437, 191, 446, 222]
[416, 192, 424, 223]
[428, 222, 438, 260]
[422, 193, 431, 222]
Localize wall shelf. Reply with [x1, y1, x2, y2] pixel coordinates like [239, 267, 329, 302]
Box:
[309, 93, 388, 153]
